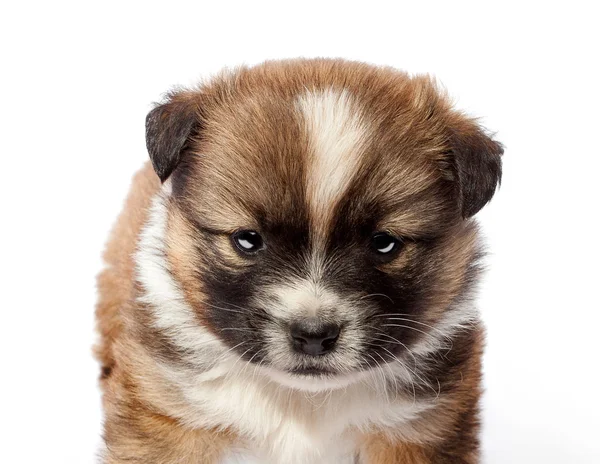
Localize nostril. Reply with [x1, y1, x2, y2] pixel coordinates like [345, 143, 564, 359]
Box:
[323, 324, 340, 341]
[320, 335, 337, 352]
[291, 333, 309, 345]
[290, 321, 341, 356]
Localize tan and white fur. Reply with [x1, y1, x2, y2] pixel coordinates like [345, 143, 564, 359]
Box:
[96, 58, 502, 463]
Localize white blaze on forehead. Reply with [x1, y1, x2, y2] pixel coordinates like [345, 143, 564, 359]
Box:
[297, 88, 369, 238]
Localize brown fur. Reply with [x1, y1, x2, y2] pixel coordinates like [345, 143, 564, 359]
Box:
[95, 162, 159, 376]
[96, 58, 501, 463]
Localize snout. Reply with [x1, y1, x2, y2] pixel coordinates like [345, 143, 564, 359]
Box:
[289, 319, 341, 356]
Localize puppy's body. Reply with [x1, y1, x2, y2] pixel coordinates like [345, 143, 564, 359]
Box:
[96, 59, 501, 463]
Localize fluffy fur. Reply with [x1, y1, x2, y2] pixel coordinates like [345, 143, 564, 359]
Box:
[95, 58, 502, 463]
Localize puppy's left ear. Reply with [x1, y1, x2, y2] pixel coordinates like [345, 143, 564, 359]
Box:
[145, 91, 201, 182]
[443, 119, 503, 218]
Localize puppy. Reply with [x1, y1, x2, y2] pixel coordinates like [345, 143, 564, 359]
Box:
[95, 58, 502, 464]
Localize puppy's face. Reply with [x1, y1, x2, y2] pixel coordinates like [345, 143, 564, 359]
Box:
[143, 60, 502, 390]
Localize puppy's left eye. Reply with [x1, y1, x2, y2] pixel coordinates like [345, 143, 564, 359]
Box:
[232, 230, 264, 254]
[370, 232, 401, 255]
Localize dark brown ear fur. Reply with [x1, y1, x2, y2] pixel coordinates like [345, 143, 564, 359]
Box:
[446, 120, 503, 218]
[145, 91, 201, 182]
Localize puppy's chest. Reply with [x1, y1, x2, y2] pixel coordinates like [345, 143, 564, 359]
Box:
[206, 386, 363, 463]
[177, 371, 428, 464]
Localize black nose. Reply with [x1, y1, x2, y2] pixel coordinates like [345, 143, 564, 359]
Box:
[290, 320, 340, 356]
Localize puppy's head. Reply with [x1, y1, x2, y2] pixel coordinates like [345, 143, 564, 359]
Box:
[141, 59, 502, 391]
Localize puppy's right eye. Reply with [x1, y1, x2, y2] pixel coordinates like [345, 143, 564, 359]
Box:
[370, 232, 403, 256]
[232, 230, 264, 254]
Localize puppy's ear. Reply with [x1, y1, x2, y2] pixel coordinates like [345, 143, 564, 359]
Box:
[145, 91, 201, 182]
[443, 119, 503, 218]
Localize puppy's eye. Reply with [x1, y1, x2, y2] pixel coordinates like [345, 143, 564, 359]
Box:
[232, 230, 264, 254]
[370, 232, 401, 255]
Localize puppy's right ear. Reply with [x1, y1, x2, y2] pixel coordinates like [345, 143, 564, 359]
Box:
[145, 91, 201, 182]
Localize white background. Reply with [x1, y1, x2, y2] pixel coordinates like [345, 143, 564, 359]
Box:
[1, 1, 599, 463]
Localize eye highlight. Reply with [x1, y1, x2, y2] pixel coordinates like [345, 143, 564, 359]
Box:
[232, 230, 264, 254]
[370, 232, 402, 255]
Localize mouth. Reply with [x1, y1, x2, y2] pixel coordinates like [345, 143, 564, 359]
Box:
[288, 366, 335, 376]
[261, 363, 370, 392]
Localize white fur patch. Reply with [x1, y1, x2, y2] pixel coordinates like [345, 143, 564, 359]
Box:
[135, 183, 225, 367]
[412, 304, 479, 357]
[168, 361, 430, 464]
[297, 88, 369, 237]
[262, 278, 341, 319]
